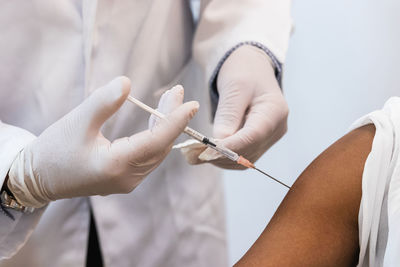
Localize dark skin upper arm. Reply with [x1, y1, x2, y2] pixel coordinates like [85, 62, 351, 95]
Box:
[235, 124, 375, 267]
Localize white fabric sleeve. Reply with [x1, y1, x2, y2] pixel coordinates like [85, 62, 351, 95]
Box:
[0, 121, 46, 259]
[193, 0, 293, 84]
[349, 97, 400, 267]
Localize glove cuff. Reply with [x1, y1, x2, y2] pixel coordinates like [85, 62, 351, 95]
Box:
[8, 149, 49, 208]
[209, 41, 283, 119]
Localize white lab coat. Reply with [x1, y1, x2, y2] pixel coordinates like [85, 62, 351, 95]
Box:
[0, 0, 291, 266]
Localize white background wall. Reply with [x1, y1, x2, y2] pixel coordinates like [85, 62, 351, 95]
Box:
[223, 0, 400, 265]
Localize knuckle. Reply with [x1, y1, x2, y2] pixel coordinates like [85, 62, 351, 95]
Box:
[278, 98, 289, 122]
[276, 119, 288, 140]
[272, 98, 289, 138]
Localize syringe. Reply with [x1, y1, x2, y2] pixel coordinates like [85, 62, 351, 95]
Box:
[126, 95, 291, 189]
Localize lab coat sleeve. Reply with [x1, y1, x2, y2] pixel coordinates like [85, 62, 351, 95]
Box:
[192, 0, 292, 114]
[0, 121, 45, 259]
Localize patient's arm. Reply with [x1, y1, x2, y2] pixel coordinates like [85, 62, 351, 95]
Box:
[235, 124, 375, 267]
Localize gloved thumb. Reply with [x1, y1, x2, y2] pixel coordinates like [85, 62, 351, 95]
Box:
[82, 76, 131, 132]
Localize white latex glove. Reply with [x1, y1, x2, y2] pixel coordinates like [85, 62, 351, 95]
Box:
[182, 45, 288, 169]
[7, 77, 199, 208]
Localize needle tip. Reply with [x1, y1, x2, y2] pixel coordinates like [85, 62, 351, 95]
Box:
[253, 167, 291, 189]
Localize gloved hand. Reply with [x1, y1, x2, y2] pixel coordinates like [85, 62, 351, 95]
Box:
[182, 45, 288, 169]
[7, 77, 199, 208]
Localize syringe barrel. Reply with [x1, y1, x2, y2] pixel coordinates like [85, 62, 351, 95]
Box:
[183, 127, 205, 142]
[183, 127, 239, 162]
[214, 146, 239, 161]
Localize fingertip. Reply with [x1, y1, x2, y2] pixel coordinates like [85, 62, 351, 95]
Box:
[190, 100, 200, 111]
[168, 85, 184, 104]
[186, 101, 200, 119]
[158, 86, 186, 114]
[153, 101, 198, 137]
[148, 100, 201, 151]
[86, 77, 132, 131]
[119, 76, 131, 97]
[171, 84, 184, 96]
[115, 76, 131, 102]
[107, 76, 131, 102]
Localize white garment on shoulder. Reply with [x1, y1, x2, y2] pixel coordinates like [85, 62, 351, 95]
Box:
[350, 97, 400, 267]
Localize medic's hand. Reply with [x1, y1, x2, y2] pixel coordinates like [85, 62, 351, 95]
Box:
[7, 77, 199, 208]
[182, 45, 288, 169]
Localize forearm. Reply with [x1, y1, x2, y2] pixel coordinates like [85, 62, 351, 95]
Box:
[236, 124, 375, 266]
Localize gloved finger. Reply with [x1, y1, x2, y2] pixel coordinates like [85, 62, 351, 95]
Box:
[213, 82, 253, 139]
[81, 76, 131, 133]
[146, 100, 199, 149]
[148, 85, 184, 130]
[158, 85, 184, 114]
[111, 100, 199, 165]
[148, 88, 169, 130]
[199, 93, 288, 169]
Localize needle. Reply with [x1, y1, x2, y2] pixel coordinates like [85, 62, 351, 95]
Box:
[254, 167, 291, 189]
